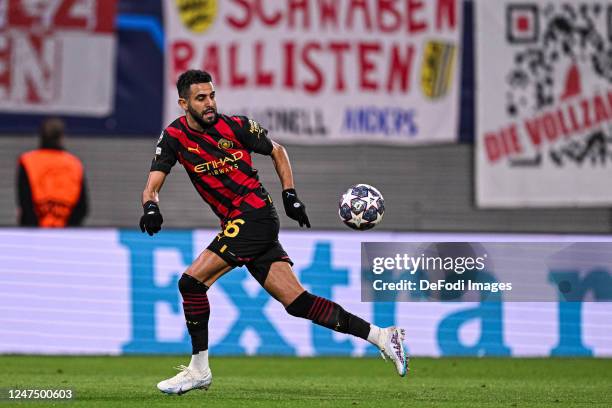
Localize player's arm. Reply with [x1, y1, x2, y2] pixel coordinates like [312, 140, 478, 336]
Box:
[140, 171, 166, 236]
[142, 170, 167, 205]
[236, 116, 310, 228]
[270, 141, 294, 190]
[140, 129, 178, 236]
[270, 140, 311, 228]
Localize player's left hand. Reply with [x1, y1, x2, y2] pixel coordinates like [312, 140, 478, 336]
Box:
[282, 188, 311, 228]
[140, 201, 164, 235]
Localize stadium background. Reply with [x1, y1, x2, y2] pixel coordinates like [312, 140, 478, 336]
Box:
[1, 0, 611, 365]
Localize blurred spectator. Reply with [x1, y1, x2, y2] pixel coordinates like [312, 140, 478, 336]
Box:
[16, 118, 88, 227]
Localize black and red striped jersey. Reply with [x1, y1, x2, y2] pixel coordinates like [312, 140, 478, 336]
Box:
[151, 114, 274, 221]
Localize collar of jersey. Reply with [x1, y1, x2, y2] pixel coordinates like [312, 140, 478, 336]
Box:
[181, 115, 219, 136]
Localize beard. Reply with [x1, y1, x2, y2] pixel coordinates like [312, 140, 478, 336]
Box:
[188, 104, 218, 129]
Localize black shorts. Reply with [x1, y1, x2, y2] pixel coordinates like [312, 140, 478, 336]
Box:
[207, 205, 293, 286]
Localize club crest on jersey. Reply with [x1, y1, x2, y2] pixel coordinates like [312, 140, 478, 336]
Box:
[218, 138, 233, 150]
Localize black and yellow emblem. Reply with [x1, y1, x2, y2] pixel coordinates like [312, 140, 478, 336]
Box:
[248, 119, 265, 138]
[176, 0, 217, 34]
[421, 40, 456, 99]
[218, 138, 233, 150]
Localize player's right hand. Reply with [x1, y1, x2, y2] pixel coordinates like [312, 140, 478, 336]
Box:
[140, 201, 163, 236]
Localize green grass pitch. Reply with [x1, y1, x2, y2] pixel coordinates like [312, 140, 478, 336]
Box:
[1, 356, 611, 407]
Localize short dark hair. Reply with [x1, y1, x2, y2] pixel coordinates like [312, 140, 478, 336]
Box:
[177, 70, 213, 99]
[39, 118, 65, 149]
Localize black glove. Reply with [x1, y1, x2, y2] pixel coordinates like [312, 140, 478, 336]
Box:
[282, 188, 310, 228]
[139, 201, 163, 236]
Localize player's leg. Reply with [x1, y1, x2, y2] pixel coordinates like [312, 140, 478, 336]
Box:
[181, 250, 231, 367]
[172, 212, 281, 389]
[262, 261, 371, 335]
[262, 261, 408, 376]
[157, 250, 232, 395]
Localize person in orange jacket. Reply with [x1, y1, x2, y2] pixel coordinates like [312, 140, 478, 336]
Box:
[16, 118, 88, 227]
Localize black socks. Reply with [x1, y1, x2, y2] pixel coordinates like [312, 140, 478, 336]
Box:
[286, 291, 370, 340]
[178, 274, 210, 354]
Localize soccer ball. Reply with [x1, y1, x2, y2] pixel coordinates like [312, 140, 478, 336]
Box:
[338, 184, 385, 230]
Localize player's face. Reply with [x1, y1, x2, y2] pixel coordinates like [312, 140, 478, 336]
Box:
[182, 82, 218, 127]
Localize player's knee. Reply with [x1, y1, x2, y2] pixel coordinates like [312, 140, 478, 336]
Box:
[285, 290, 314, 318]
[178, 273, 209, 295]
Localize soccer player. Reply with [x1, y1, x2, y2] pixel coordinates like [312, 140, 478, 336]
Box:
[140, 70, 408, 395]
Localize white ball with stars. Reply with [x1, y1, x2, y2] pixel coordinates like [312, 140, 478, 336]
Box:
[338, 184, 385, 230]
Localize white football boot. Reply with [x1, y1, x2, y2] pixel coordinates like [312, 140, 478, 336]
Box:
[378, 327, 409, 377]
[156, 365, 212, 395]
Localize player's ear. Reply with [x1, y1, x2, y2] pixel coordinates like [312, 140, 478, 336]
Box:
[178, 98, 188, 111]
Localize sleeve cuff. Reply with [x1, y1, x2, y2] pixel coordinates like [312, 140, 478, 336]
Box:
[150, 162, 171, 174]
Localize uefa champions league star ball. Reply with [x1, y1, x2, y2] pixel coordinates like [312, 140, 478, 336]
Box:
[338, 184, 385, 230]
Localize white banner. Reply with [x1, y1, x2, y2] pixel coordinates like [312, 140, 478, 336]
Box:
[163, 1, 462, 145]
[0, 0, 117, 116]
[0, 229, 611, 357]
[476, 0, 612, 207]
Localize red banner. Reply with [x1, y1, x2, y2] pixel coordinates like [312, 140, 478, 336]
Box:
[0, 0, 118, 116]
